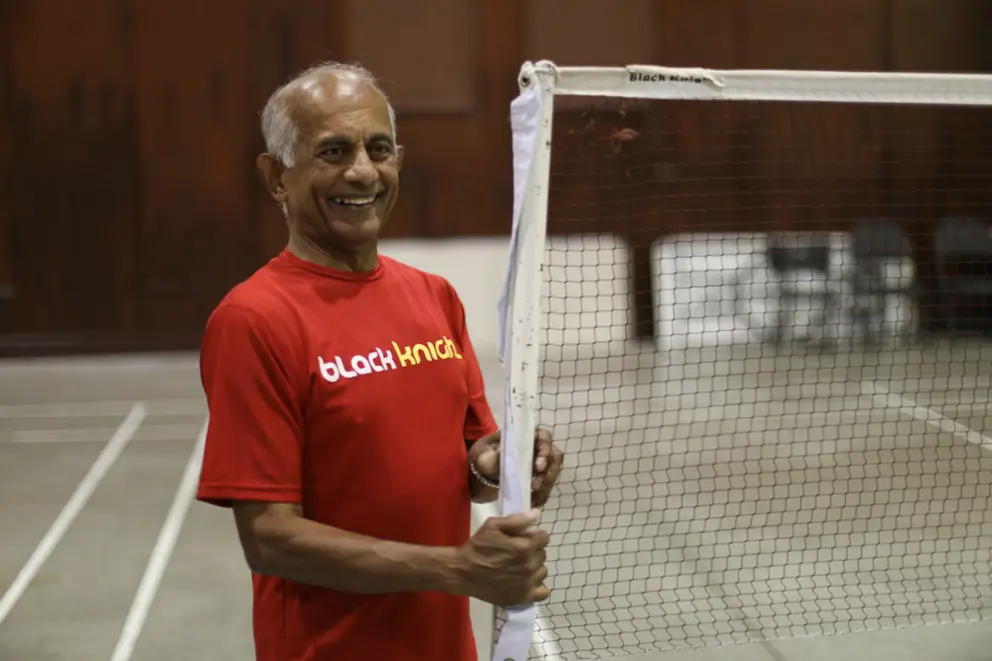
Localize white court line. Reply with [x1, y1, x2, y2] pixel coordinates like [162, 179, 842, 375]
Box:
[110, 416, 208, 661]
[0, 403, 147, 627]
[861, 381, 992, 450]
[4, 423, 205, 444]
[0, 398, 204, 419]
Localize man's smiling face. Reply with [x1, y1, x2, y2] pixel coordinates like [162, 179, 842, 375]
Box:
[261, 70, 404, 261]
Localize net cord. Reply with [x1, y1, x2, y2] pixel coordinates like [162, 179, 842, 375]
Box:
[536, 60, 992, 106]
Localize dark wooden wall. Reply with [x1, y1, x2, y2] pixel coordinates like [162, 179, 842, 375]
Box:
[1, 0, 990, 354]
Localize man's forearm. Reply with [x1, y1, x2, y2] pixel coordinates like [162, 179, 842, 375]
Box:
[249, 516, 466, 596]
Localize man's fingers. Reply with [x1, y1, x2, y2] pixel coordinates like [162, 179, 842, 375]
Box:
[548, 444, 564, 474]
[532, 428, 554, 473]
[490, 510, 541, 534]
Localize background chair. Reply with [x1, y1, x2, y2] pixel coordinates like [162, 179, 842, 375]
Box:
[850, 219, 919, 347]
[765, 231, 840, 347]
[934, 217, 992, 335]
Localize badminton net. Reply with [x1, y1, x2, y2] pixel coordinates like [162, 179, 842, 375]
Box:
[493, 62, 992, 660]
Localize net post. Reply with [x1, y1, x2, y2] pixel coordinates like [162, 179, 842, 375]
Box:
[504, 59, 557, 518]
[489, 60, 558, 661]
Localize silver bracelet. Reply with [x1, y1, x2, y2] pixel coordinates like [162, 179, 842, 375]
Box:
[469, 460, 500, 489]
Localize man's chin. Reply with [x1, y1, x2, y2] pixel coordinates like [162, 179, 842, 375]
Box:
[328, 214, 383, 245]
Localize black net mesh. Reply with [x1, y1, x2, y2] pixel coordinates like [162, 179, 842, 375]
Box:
[516, 95, 992, 659]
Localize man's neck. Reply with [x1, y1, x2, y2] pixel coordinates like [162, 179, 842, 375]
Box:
[287, 233, 379, 273]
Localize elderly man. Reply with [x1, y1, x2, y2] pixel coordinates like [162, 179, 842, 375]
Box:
[196, 62, 564, 661]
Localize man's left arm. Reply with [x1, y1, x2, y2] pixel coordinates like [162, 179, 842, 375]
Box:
[445, 282, 564, 505]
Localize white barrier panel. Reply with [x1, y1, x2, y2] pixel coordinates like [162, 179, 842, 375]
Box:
[383, 234, 631, 360]
[652, 232, 867, 350]
[379, 238, 509, 355]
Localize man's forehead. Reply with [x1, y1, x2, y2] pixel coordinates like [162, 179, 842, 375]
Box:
[287, 73, 391, 137]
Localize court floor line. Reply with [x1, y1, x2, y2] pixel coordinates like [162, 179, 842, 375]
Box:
[0, 398, 203, 419]
[0, 402, 148, 627]
[861, 381, 992, 451]
[110, 416, 208, 661]
[3, 423, 205, 444]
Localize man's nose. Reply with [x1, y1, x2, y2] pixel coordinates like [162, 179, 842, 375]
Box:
[344, 147, 377, 187]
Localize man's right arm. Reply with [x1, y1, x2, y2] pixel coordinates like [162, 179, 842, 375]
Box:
[232, 501, 548, 604]
[232, 501, 467, 596]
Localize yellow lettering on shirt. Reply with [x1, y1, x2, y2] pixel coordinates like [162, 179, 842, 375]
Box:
[392, 341, 416, 367]
[445, 336, 463, 359]
[412, 343, 433, 364]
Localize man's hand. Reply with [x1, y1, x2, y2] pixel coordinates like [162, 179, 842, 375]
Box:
[469, 428, 565, 508]
[454, 510, 550, 606]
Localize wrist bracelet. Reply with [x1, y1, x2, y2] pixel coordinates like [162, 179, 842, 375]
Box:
[469, 460, 500, 489]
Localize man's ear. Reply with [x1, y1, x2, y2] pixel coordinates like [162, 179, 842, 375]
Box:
[256, 153, 288, 205]
[395, 144, 405, 172]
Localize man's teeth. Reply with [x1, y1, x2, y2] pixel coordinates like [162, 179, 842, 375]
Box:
[332, 196, 376, 206]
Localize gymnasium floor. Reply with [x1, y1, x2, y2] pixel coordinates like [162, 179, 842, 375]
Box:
[2, 343, 992, 661]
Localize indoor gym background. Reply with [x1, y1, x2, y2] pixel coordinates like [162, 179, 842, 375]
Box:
[3, 2, 992, 661]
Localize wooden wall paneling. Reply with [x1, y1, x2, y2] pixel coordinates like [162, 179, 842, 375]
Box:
[730, 0, 890, 228]
[888, 0, 992, 328]
[731, 0, 888, 71]
[886, 0, 977, 225]
[0, 186, 11, 334]
[729, 0, 890, 230]
[346, 0, 481, 238]
[347, 0, 477, 113]
[476, 0, 528, 237]
[2, 0, 989, 355]
[0, 5, 14, 333]
[654, 0, 736, 69]
[2, 0, 138, 342]
[131, 0, 255, 333]
[889, 0, 991, 73]
[378, 115, 481, 238]
[249, 1, 352, 263]
[888, 0, 992, 221]
[525, 0, 657, 68]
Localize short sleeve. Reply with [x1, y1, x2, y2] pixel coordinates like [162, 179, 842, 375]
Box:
[445, 284, 499, 441]
[196, 302, 305, 507]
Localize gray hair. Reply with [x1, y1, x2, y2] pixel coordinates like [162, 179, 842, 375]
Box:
[260, 61, 397, 168]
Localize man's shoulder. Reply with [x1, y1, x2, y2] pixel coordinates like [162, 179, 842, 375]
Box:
[207, 260, 301, 336]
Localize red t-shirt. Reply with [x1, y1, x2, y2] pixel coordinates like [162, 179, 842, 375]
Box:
[196, 248, 498, 661]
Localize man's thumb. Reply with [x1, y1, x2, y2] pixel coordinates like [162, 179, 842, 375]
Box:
[475, 445, 500, 476]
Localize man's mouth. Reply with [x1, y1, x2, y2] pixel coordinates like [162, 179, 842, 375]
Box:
[329, 194, 381, 209]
